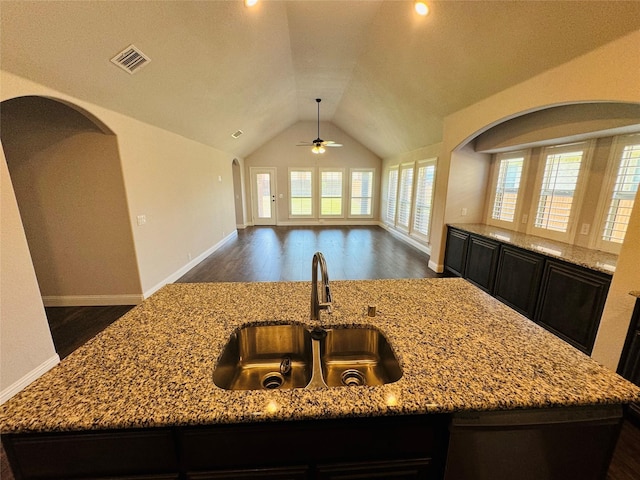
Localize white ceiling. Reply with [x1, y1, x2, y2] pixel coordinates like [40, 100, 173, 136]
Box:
[2, 1, 639, 159]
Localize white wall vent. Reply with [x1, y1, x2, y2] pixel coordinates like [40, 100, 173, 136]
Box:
[110, 45, 150, 74]
[231, 130, 244, 139]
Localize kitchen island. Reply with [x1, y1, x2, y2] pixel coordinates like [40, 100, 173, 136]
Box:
[2, 278, 639, 479]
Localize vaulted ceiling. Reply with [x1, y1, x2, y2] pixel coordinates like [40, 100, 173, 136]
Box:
[2, 1, 639, 159]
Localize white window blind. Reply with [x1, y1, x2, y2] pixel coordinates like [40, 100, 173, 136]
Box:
[350, 170, 373, 216]
[320, 170, 343, 216]
[534, 145, 586, 233]
[602, 139, 640, 244]
[413, 162, 435, 237]
[492, 154, 523, 223]
[290, 170, 312, 216]
[386, 168, 399, 224]
[397, 165, 414, 228]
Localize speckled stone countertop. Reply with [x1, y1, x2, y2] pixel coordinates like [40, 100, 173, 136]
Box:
[1, 279, 639, 434]
[449, 223, 617, 274]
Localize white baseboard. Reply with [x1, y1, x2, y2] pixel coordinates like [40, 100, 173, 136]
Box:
[428, 260, 444, 273]
[1, 354, 60, 405]
[143, 230, 239, 298]
[378, 223, 431, 255]
[42, 294, 144, 307]
[276, 219, 380, 227]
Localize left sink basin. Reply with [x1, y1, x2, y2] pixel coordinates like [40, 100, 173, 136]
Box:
[213, 324, 313, 390]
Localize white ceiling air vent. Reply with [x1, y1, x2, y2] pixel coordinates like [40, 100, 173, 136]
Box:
[110, 45, 150, 74]
[231, 130, 244, 139]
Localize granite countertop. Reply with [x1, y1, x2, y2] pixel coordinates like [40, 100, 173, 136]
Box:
[448, 223, 617, 274]
[1, 278, 639, 434]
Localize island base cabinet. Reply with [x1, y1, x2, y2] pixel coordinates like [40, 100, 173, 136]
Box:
[3, 429, 179, 479]
[180, 415, 448, 480]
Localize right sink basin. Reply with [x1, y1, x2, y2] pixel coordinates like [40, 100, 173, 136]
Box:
[320, 326, 403, 387]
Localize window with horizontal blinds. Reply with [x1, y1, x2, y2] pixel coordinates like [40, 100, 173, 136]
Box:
[413, 162, 435, 237]
[602, 138, 640, 244]
[386, 167, 399, 224]
[320, 170, 343, 216]
[534, 145, 586, 233]
[397, 165, 414, 228]
[492, 154, 523, 223]
[290, 169, 313, 216]
[350, 169, 373, 216]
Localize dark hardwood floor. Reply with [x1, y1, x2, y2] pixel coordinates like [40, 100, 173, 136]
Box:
[176, 225, 441, 283]
[2, 226, 638, 479]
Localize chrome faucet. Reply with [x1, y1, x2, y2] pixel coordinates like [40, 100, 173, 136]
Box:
[311, 252, 332, 321]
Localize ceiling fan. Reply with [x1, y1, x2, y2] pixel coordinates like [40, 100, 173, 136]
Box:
[296, 98, 343, 154]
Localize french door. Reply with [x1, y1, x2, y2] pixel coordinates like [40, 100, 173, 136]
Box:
[251, 167, 277, 225]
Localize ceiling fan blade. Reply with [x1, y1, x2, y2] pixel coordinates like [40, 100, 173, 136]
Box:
[296, 142, 313, 146]
[324, 142, 343, 147]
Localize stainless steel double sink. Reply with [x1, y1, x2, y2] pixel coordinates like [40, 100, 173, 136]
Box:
[213, 323, 402, 390]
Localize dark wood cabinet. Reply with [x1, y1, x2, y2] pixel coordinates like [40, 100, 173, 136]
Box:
[316, 458, 432, 479]
[3, 429, 178, 479]
[3, 415, 448, 480]
[444, 228, 469, 277]
[494, 246, 545, 318]
[443, 226, 612, 353]
[463, 235, 500, 294]
[535, 260, 611, 355]
[617, 298, 640, 421]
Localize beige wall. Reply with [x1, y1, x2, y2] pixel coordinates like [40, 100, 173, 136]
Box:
[1, 96, 141, 304]
[245, 121, 381, 225]
[0, 145, 58, 401]
[1, 71, 238, 296]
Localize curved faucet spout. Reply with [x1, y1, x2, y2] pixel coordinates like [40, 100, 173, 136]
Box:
[311, 252, 333, 321]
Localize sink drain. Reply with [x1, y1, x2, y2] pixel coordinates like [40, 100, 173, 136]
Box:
[262, 372, 284, 389]
[341, 369, 366, 387]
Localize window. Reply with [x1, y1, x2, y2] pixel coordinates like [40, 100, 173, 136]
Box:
[596, 134, 640, 252]
[413, 160, 436, 238]
[289, 169, 313, 217]
[350, 169, 374, 217]
[386, 166, 399, 225]
[320, 169, 344, 217]
[489, 151, 525, 225]
[529, 142, 592, 241]
[397, 163, 414, 229]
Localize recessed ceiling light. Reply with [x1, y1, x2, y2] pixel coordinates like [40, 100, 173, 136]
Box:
[244, 0, 258, 7]
[415, 1, 429, 16]
[231, 130, 244, 139]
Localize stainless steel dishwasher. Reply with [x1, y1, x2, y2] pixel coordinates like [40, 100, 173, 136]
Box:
[443, 405, 623, 480]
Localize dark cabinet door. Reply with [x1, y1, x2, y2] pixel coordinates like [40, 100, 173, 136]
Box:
[535, 260, 611, 355]
[494, 246, 545, 318]
[444, 228, 469, 277]
[464, 235, 500, 294]
[618, 299, 640, 386]
[316, 458, 432, 480]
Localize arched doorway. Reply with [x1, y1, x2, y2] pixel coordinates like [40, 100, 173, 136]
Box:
[1, 96, 141, 306]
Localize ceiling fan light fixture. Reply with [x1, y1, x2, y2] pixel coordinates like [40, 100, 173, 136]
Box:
[415, 1, 429, 16]
[312, 145, 325, 154]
